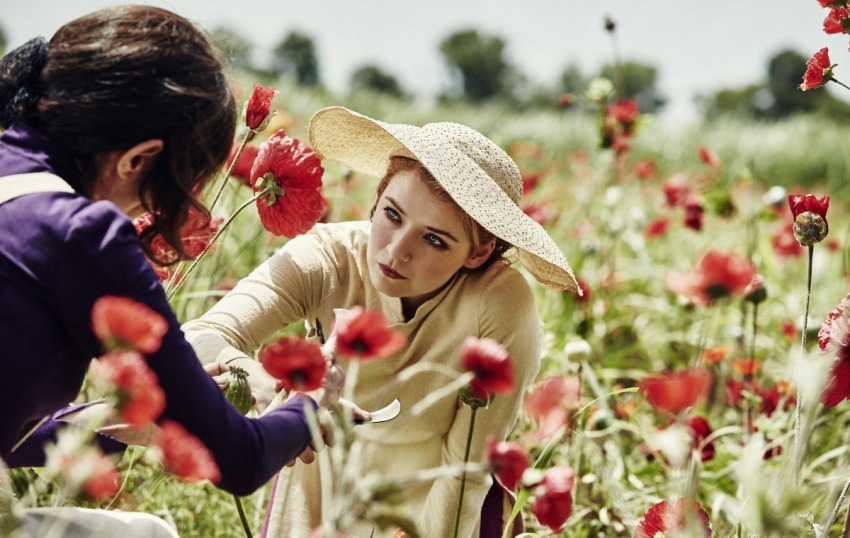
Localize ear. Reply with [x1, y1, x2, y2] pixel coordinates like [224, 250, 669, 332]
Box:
[463, 238, 496, 270]
[115, 139, 164, 181]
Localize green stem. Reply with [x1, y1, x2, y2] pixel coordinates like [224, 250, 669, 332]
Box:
[826, 470, 850, 535]
[166, 191, 263, 301]
[233, 494, 253, 538]
[209, 130, 252, 213]
[453, 406, 478, 538]
[830, 77, 850, 92]
[792, 244, 814, 485]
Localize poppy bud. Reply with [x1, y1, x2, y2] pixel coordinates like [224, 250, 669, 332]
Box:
[744, 275, 767, 304]
[793, 211, 828, 246]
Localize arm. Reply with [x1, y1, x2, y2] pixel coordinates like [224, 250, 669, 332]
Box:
[416, 272, 542, 538]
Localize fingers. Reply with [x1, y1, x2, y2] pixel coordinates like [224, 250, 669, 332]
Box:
[204, 362, 229, 390]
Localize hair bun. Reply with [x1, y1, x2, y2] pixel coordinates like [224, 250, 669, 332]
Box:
[0, 36, 49, 128]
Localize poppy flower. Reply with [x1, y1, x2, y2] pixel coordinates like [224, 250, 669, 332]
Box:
[94, 350, 166, 428]
[666, 250, 757, 305]
[662, 174, 690, 207]
[522, 202, 550, 226]
[521, 172, 541, 195]
[250, 130, 327, 238]
[645, 216, 669, 239]
[530, 466, 575, 532]
[698, 145, 720, 167]
[525, 376, 581, 441]
[639, 368, 712, 415]
[227, 141, 260, 185]
[91, 296, 168, 354]
[154, 420, 221, 484]
[772, 223, 805, 259]
[333, 306, 407, 360]
[461, 336, 515, 399]
[486, 436, 529, 491]
[633, 159, 656, 179]
[179, 205, 223, 258]
[243, 84, 277, 131]
[684, 415, 715, 462]
[558, 93, 574, 108]
[701, 345, 729, 364]
[635, 497, 711, 538]
[818, 293, 850, 407]
[823, 7, 850, 35]
[788, 193, 830, 245]
[800, 48, 834, 90]
[683, 197, 705, 232]
[260, 335, 327, 392]
[732, 358, 762, 377]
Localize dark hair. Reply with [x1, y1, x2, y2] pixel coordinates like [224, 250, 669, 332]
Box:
[0, 5, 236, 264]
[370, 156, 512, 272]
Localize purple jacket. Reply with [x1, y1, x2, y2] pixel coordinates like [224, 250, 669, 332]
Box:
[0, 123, 313, 495]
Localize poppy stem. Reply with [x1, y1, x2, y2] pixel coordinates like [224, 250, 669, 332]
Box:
[165, 191, 263, 301]
[825, 470, 850, 535]
[792, 244, 814, 485]
[209, 129, 252, 214]
[233, 494, 253, 538]
[453, 405, 478, 538]
[829, 77, 850, 92]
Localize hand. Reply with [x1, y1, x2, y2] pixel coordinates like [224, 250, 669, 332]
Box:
[336, 398, 371, 425]
[303, 358, 345, 408]
[204, 361, 229, 390]
[286, 409, 334, 467]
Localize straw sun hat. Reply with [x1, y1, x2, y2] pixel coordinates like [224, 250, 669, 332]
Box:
[308, 106, 579, 293]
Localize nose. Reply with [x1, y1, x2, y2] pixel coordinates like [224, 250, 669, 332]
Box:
[387, 230, 413, 263]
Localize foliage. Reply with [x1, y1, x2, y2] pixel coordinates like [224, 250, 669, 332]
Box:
[438, 29, 517, 103]
[599, 60, 666, 114]
[271, 31, 320, 86]
[209, 26, 254, 72]
[349, 64, 408, 99]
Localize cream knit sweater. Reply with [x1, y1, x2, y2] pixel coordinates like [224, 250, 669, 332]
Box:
[183, 221, 542, 538]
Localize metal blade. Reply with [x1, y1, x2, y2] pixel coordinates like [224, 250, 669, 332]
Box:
[360, 398, 401, 424]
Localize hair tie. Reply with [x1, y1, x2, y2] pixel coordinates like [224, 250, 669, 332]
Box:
[0, 36, 49, 127]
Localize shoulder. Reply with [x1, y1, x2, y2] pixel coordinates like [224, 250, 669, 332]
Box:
[275, 221, 369, 268]
[462, 263, 538, 316]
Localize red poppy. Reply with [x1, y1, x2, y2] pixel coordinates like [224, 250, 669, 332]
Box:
[732, 358, 762, 377]
[155, 420, 221, 483]
[818, 293, 850, 406]
[683, 197, 705, 232]
[525, 376, 581, 441]
[250, 130, 327, 238]
[788, 193, 829, 222]
[666, 250, 757, 305]
[605, 99, 640, 134]
[521, 172, 541, 195]
[645, 216, 669, 239]
[558, 93, 574, 108]
[179, 205, 223, 258]
[684, 415, 715, 462]
[259, 335, 327, 392]
[91, 296, 168, 354]
[662, 174, 690, 207]
[333, 307, 407, 360]
[698, 145, 720, 167]
[772, 223, 805, 259]
[227, 141, 260, 185]
[780, 319, 799, 339]
[82, 455, 122, 500]
[639, 368, 712, 415]
[461, 336, 515, 399]
[824, 7, 850, 34]
[486, 436, 529, 491]
[243, 84, 277, 131]
[635, 497, 711, 538]
[800, 48, 834, 90]
[530, 466, 575, 532]
[570, 278, 590, 303]
[522, 202, 550, 226]
[701, 345, 729, 364]
[94, 350, 166, 428]
[633, 159, 656, 179]
[725, 379, 793, 417]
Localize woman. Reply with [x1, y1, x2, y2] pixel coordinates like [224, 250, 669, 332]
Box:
[183, 106, 579, 537]
[0, 4, 330, 515]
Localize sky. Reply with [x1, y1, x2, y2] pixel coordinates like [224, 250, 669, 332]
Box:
[2, 1, 849, 127]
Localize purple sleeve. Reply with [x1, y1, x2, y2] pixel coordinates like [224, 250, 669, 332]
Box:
[57, 202, 315, 495]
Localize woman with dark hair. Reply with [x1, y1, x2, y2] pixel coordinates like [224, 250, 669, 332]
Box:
[0, 6, 334, 534]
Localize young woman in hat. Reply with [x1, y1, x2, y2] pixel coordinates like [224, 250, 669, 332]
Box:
[184, 106, 578, 537]
[0, 6, 336, 533]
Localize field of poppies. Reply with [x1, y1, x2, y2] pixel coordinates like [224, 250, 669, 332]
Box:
[6, 55, 850, 538]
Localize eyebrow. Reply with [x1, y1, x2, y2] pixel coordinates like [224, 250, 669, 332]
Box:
[386, 196, 461, 243]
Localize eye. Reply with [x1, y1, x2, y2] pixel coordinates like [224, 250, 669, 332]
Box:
[424, 233, 448, 250]
[383, 206, 401, 222]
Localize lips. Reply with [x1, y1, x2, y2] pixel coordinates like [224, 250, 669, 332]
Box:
[379, 263, 405, 280]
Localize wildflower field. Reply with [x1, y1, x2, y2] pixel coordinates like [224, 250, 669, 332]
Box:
[8, 62, 850, 538]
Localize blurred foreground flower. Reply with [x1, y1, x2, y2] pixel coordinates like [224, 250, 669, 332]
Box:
[44, 429, 121, 501]
[665, 250, 756, 305]
[93, 350, 166, 428]
[251, 130, 327, 238]
[525, 375, 581, 441]
[634, 497, 711, 538]
[486, 436, 529, 491]
[334, 306, 407, 360]
[260, 335, 327, 392]
[461, 336, 515, 401]
[818, 292, 850, 407]
[91, 295, 168, 354]
[639, 368, 712, 415]
[154, 420, 221, 484]
[531, 466, 575, 532]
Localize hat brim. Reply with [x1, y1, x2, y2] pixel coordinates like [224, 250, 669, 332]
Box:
[308, 106, 578, 293]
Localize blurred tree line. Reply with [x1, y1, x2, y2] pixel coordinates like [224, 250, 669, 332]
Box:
[0, 19, 846, 122]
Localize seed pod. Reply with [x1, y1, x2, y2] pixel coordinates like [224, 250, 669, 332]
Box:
[224, 366, 252, 415]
